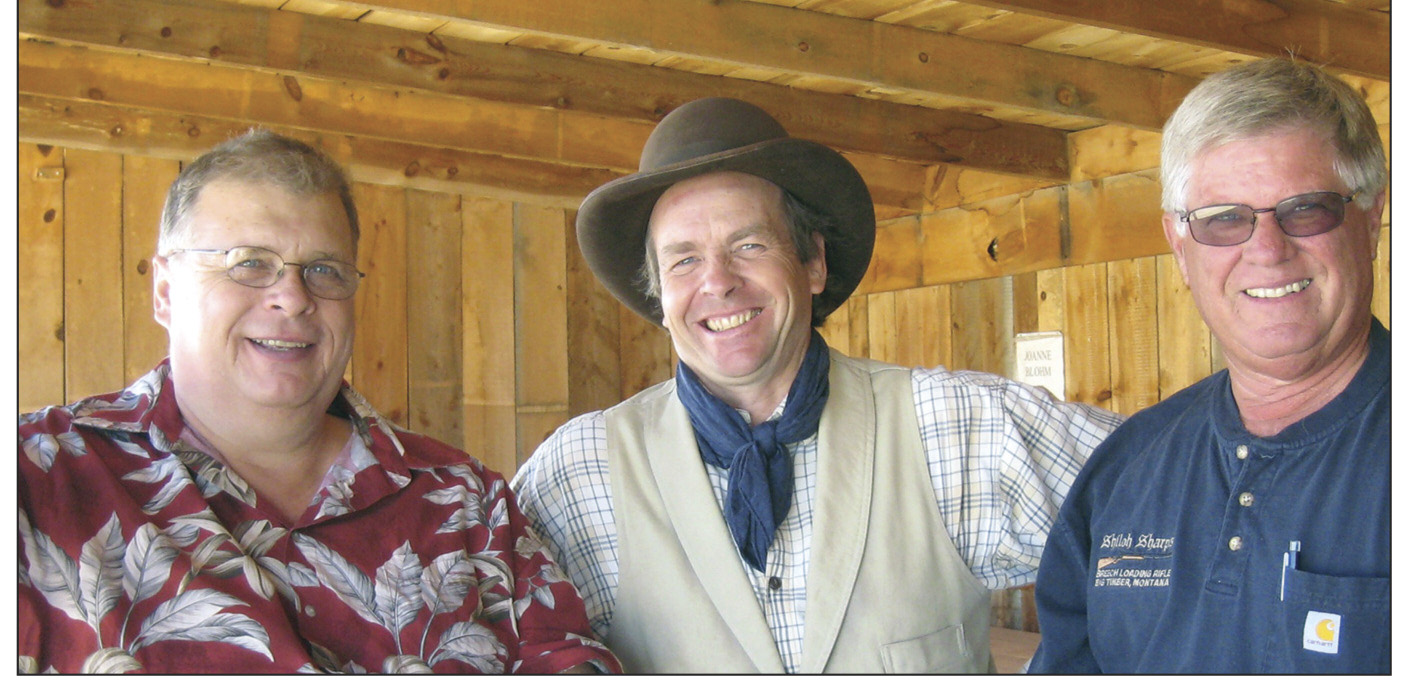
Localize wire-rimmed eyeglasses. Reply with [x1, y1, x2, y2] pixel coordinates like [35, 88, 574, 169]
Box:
[165, 245, 365, 300]
[1178, 190, 1359, 247]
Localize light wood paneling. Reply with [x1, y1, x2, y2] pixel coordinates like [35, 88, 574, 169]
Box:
[513, 204, 571, 469]
[406, 189, 465, 449]
[18, 144, 66, 413]
[352, 182, 410, 425]
[120, 157, 178, 384]
[1155, 253, 1212, 397]
[1106, 257, 1160, 414]
[62, 149, 125, 401]
[462, 196, 518, 474]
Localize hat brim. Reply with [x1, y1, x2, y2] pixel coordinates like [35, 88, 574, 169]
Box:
[576, 137, 876, 326]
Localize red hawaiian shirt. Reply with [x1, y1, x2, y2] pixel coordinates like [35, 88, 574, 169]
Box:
[17, 361, 620, 674]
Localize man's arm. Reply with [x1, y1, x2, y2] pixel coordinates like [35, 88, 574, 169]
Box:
[495, 474, 622, 674]
[914, 367, 1123, 587]
[1025, 516, 1100, 672]
[509, 412, 620, 640]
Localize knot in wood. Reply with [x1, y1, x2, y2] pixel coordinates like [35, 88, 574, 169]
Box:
[1055, 86, 1077, 108]
[283, 75, 303, 102]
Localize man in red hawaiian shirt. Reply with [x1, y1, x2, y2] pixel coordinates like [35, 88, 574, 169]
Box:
[17, 130, 620, 674]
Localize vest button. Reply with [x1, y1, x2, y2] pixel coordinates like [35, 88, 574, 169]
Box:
[1228, 536, 1243, 551]
[1236, 445, 1249, 460]
[768, 576, 782, 591]
[1238, 492, 1255, 507]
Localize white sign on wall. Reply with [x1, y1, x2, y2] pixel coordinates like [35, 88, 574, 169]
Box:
[1015, 332, 1065, 400]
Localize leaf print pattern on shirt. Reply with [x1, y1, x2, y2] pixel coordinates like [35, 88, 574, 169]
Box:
[292, 534, 510, 673]
[19, 510, 273, 672]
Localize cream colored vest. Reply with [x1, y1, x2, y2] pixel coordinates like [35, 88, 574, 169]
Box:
[603, 350, 992, 673]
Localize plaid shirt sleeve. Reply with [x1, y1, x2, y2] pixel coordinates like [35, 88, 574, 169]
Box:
[510, 411, 620, 639]
[912, 367, 1124, 589]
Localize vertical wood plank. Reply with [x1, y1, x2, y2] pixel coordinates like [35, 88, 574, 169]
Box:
[865, 291, 899, 364]
[63, 149, 125, 400]
[950, 277, 1012, 375]
[406, 189, 464, 450]
[122, 156, 179, 383]
[514, 204, 570, 470]
[618, 305, 673, 398]
[1063, 263, 1113, 410]
[1036, 267, 1066, 333]
[461, 196, 517, 472]
[565, 208, 622, 418]
[1011, 271, 1040, 334]
[897, 285, 951, 369]
[18, 143, 66, 412]
[818, 299, 851, 358]
[1106, 257, 1159, 414]
[1156, 254, 1212, 396]
[352, 183, 409, 424]
[844, 294, 870, 360]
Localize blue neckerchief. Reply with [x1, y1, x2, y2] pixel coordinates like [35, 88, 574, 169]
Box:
[674, 332, 830, 571]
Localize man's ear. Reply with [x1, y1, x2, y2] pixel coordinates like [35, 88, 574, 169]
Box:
[1364, 189, 1386, 260]
[152, 255, 173, 330]
[1161, 212, 1191, 288]
[806, 233, 827, 295]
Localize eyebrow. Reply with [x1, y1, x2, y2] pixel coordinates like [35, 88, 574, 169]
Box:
[655, 225, 769, 257]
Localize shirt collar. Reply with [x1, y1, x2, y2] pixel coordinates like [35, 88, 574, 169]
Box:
[1212, 318, 1390, 450]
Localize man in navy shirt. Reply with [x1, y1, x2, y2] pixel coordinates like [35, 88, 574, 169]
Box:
[1028, 58, 1389, 674]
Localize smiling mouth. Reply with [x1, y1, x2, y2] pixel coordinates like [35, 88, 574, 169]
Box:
[251, 338, 312, 350]
[704, 309, 760, 332]
[1244, 278, 1311, 299]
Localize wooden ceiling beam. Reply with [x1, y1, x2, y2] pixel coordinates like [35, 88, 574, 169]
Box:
[958, 0, 1389, 81]
[20, 0, 1071, 180]
[331, 0, 1200, 129]
[17, 93, 623, 206]
[17, 85, 931, 216]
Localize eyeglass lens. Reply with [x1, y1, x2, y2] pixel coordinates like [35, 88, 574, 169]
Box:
[223, 246, 361, 299]
[1184, 191, 1352, 247]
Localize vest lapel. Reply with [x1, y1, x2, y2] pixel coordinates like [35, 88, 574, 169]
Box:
[799, 352, 876, 673]
[643, 388, 786, 672]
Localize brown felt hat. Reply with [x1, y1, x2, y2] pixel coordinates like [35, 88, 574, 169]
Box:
[576, 97, 876, 326]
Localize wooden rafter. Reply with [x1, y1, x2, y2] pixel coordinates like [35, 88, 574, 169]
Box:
[958, 0, 1389, 81]
[321, 0, 1202, 129]
[18, 0, 1072, 179]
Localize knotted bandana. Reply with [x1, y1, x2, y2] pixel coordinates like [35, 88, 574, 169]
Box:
[674, 332, 830, 571]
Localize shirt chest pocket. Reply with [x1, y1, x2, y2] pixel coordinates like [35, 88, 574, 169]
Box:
[1277, 567, 1389, 673]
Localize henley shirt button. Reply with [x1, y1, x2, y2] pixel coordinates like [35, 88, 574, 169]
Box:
[1238, 492, 1255, 507]
[1228, 536, 1243, 551]
[304, 605, 317, 617]
[768, 576, 782, 591]
[1236, 445, 1249, 460]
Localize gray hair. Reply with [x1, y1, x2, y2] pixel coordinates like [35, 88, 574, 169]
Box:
[1160, 58, 1386, 217]
[159, 129, 359, 253]
[639, 186, 843, 327]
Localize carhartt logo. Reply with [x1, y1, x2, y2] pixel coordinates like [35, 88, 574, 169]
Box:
[1302, 611, 1341, 654]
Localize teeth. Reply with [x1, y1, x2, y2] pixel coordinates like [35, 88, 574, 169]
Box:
[705, 309, 760, 332]
[252, 338, 311, 349]
[1245, 279, 1311, 299]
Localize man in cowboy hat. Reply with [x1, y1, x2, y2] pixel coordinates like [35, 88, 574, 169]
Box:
[511, 97, 1122, 673]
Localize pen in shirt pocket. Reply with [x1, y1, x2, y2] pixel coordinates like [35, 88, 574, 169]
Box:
[1280, 540, 1300, 601]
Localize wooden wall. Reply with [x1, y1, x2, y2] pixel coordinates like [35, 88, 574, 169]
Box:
[17, 129, 1391, 475]
[16, 117, 1390, 635]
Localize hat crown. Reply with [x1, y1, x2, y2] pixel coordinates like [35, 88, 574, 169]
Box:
[640, 98, 790, 171]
